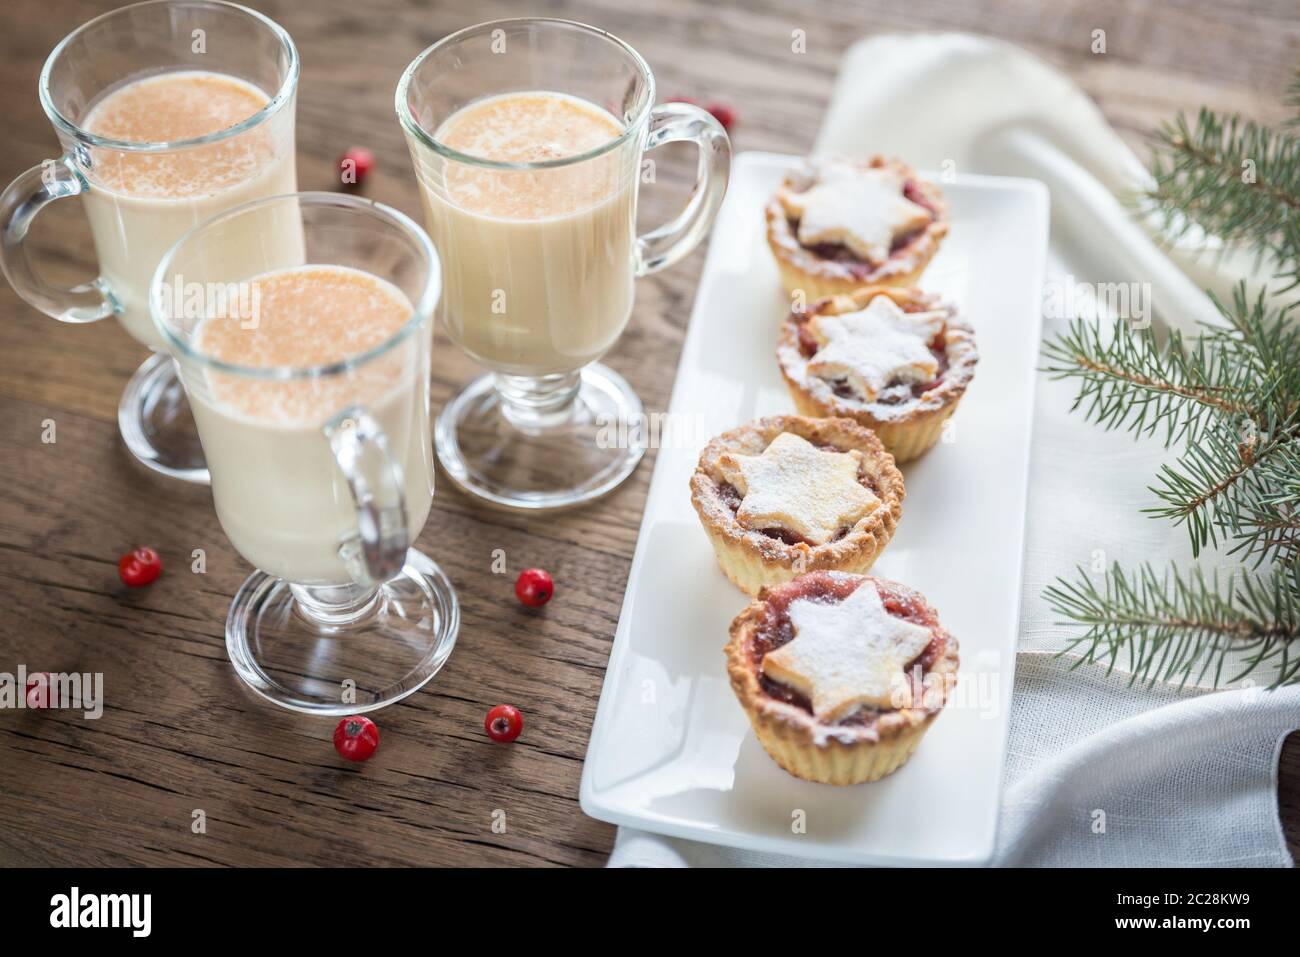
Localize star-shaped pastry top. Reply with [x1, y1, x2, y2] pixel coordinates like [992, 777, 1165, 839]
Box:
[807, 294, 947, 402]
[717, 432, 879, 546]
[763, 581, 934, 721]
[779, 162, 932, 264]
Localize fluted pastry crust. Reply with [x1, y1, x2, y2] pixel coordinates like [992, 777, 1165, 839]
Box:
[777, 286, 978, 464]
[766, 156, 949, 301]
[689, 415, 904, 595]
[725, 572, 960, 784]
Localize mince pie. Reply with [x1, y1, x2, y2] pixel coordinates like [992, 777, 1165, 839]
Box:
[689, 415, 904, 595]
[726, 571, 959, 784]
[777, 285, 977, 463]
[766, 156, 948, 300]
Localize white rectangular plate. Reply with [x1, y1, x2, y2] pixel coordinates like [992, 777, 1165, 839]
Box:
[580, 152, 1049, 866]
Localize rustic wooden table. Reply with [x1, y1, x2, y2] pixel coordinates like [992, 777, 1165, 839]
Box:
[1, 0, 1296, 867]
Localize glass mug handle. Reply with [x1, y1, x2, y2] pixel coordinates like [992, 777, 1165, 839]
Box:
[0, 155, 116, 322]
[634, 102, 732, 277]
[325, 406, 410, 587]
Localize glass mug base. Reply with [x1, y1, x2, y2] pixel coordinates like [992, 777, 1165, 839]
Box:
[225, 547, 460, 716]
[434, 363, 647, 511]
[117, 351, 210, 485]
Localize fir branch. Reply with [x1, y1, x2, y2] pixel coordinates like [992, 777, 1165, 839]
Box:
[1287, 68, 1300, 126]
[1044, 562, 1300, 687]
[1200, 285, 1300, 404]
[1144, 410, 1299, 557]
[1231, 440, 1300, 569]
[1147, 109, 1300, 285]
[1044, 286, 1300, 562]
[1041, 317, 1255, 446]
[1045, 81, 1300, 689]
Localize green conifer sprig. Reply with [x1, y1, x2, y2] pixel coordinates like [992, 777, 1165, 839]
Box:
[1041, 316, 1254, 448]
[1146, 109, 1300, 287]
[1043, 81, 1300, 688]
[1044, 562, 1300, 687]
[1285, 69, 1300, 125]
[1144, 407, 1296, 557]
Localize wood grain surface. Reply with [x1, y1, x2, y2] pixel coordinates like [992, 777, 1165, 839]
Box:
[0, 0, 1296, 867]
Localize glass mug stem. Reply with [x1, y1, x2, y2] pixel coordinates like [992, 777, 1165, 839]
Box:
[289, 581, 382, 628]
[494, 370, 584, 429]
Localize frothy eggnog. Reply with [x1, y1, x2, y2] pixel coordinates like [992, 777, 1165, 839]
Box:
[412, 91, 635, 375]
[82, 70, 298, 349]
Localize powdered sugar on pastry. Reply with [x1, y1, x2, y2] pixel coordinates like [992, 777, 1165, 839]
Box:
[807, 294, 947, 402]
[762, 580, 934, 721]
[778, 161, 932, 265]
[717, 432, 879, 545]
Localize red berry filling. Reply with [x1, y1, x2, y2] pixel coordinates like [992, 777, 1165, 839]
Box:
[750, 572, 945, 723]
[794, 229, 877, 278]
[902, 178, 937, 214]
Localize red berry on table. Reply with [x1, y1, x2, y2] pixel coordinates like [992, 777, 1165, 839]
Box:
[485, 704, 523, 743]
[118, 547, 162, 588]
[704, 101, 736, 132]
[515, 567, 553, 607]
[333, 715, 380, 761]
[25, 673, 51, 710]
[339, 146, 374, 187]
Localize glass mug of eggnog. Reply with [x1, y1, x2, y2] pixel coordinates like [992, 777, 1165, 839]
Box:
[398, 18, 731, 510]
[151, 193, 458, 715]
[0, 0, 298, 484]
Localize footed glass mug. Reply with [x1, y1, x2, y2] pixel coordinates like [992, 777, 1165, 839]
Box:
[0, 0, 298, 484]
[151, 192, 457, 715]
[397, 18, 731, 510]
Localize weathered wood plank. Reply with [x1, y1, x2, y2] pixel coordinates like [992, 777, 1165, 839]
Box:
[0, 0, 1295, 867]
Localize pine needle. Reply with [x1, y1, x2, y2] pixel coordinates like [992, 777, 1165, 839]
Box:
[1040, 84, 1300, 687]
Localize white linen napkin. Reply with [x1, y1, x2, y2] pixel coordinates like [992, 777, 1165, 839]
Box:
[608, 32, 1298, 867]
